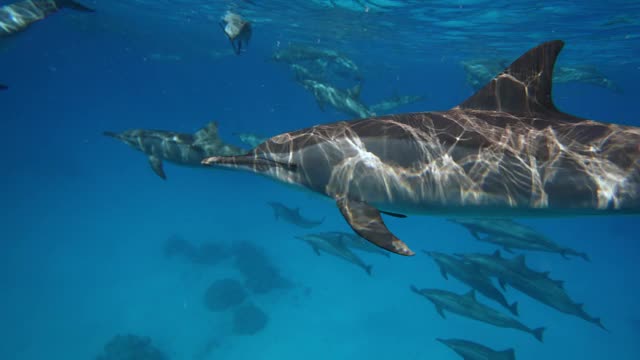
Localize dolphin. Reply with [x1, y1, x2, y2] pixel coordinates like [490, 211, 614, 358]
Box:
[219, 11, 251, 55]
[202, 40, 640, 257]
[449, 218, 590, 261]
[0, 0, 94, 37]
[294, 233, 373, 275]
[370, 94, 426, 114]
[0, 84, 7, 90]
[267, 201, 325, 228]
[436, 338, 516, 360]
[424, 250, 518, 315]
[410, 286, 545, 342]
[104, 121, 244, 179]
[460, 251, 606, 330]
[298, 79, 374, 119]
[309, 231, 391, 258]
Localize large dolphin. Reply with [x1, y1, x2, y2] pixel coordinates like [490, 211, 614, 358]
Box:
[267, 201, 325, 228]
[0, 0, 94, 37]
[202, 40, 640, 257]
[104, 121, 244, 179]
[436, 338, 516, 360]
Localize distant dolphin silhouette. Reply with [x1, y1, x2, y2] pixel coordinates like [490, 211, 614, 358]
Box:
[203, 40, 640, 256]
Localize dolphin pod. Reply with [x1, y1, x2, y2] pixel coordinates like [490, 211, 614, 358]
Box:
[202, 40, 640, 257]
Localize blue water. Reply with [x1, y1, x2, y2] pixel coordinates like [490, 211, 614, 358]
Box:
[1, 0, 640, 359]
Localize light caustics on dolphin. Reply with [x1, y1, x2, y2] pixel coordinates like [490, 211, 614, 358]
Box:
[0, 0, 94, 36]
[202, 40, 640, 257]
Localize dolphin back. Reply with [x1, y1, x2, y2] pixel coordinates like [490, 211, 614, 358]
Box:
[55, 0, 95, 12]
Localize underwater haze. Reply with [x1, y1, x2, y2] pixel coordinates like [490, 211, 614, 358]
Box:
[1, 0, 640, 359]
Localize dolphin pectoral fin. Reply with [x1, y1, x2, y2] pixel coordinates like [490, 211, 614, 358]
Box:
[310, 244, 321, 256]
[148, 155, 166, 180]
[379, 210, 408, 218]
[336, 197, 414, 256]
[470, 231, 481, 240]
[498, 278, 507, 291]
[439, 267, 448, 280]
[435, 306, 446, 319]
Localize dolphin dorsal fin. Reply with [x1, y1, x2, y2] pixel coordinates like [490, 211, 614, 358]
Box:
[456, 40, 565, 117]
[194, 121, 220, 141]
[348, 83, 362, 99]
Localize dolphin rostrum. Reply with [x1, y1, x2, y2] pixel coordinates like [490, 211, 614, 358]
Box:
[436, 338, 516, 360]
[267, 201, 325, 229]
[0, 0, 94, 37]
[424, 250, 518, 315]
[294, 233, 373, 275]
[410, 286, 545, 342]
[104, 121, 244, 179]
[202, 40, 640, 257]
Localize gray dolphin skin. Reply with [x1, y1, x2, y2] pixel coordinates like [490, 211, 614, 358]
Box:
[437, 338, 516, 360]
[459, 251, 606, 330]
[104, 121, 244, 179]
[267, 201, 325, 228]
[410, 286, 545, 342]
[0, 0, 94, 37]
[202, 40, 640, 257]
[294, 233, 373, 275]
[449, 218, 590, 261]
[424, 250, 518, 315]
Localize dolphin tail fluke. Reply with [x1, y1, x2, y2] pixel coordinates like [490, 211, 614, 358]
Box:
[336, 197, 414, 256]
[364, 264, 373, 276]
[103, 131, 118, 138]
[509, 301, 519, 316]
[498, 349, 516, 360]
[56, 0, 95, 12]
[148, 155, 167, 180]
[532, 327, 545, 343]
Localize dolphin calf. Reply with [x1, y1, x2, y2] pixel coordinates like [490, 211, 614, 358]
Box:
[436, 338, 516, 360]
[0, 0, 94, 36]
[104, 121, 244, 179]
[449, 218, 590, 261]
[460, 251, 606, 330]
[424, 250, 518, 315]
[410, 286, 545, 342]
[267, 201, 325, 228]
[294, 233, 373, 275]
[202, 40, 640, 257]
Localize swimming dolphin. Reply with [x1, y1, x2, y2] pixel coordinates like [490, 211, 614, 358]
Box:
[233, 131, 269, 149]
[436, 338, 516, 360]
[0, 0, 94, 37]
[298, 79, 373, 119]
[202, 40, 640, 257]
[307, 231, 391, 258]
[220, 11, 251, 55]
[449, 218, 590, 261]
[424, 250, 518, 315]
[267, 201, 325, 228]
[294, 233, 373, 275]
[410, 286, 545, 342]
[370, 94, 426, 114]
[460, 251, 606, 330]
[104, 121, 244, 179]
